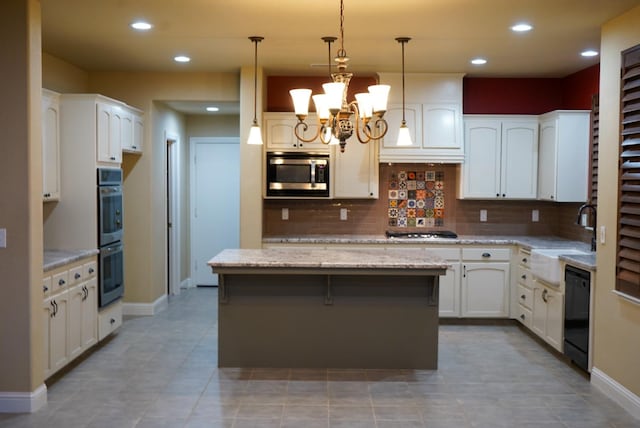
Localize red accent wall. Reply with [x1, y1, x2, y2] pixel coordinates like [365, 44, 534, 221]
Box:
[267, 76, 378, 112]
[562, 64, 600, 110]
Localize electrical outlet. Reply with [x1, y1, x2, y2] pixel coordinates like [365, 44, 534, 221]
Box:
[532, 209, 539, 222]
[340, 208, 348, 221]
[0, 228, 5, 248]
[281, 208, 289, 220]
[600, 225, 606, 244]
[480, 209, 487, 222]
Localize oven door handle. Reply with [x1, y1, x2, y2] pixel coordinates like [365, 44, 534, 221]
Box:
[310, 160, 316, 186]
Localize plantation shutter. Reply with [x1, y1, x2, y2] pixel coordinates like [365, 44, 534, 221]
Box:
[590, 95, 599, 205]
[617, 44, 640, 298]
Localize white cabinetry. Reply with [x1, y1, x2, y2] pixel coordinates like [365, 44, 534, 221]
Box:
[537, 110, 590, 202]
[378, 73, 464, 163]
[332, 139, 378, 199]
[461, 248, 510, 317]
[515, 248, 533, 328]
[460, 116, 538, 199]
[429, 247, 462, 317]
[96, 101, 123, 164]
[42, 256, 98, 379]
[264, 113, 327, 152]
[122, 110, 144, 153]
[42, 89, 61, 201]
[98, 300, 123, 341]
[532, 279, 564, 352]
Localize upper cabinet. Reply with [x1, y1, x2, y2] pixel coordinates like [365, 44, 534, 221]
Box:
[377, 73, 465, 163]
[537, 110, 590, 202]
[460, 116, 539, 199]
[96, 102, 123, 164]
[42, 89, 61, 202]
[264, 113, 328, 153]
[332, 139, 379, 199]
[121, 110, 144, 154]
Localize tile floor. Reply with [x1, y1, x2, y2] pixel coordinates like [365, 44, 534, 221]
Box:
[1, 287, 638, 428]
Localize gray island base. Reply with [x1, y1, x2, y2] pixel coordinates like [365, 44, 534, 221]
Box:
[208, 248, 448, 370]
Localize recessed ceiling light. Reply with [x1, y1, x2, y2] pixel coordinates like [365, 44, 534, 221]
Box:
[581, 50, 599, 57]
[130, 21, 152, 31]
[471, 58, 487, 65]
[511, 23, 533, 32]
[174, 55, 191, 63]
[206, 106, 220, 112]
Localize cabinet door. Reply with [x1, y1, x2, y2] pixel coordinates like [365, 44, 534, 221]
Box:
[42, 92, 60, 201]
[120, 110, 134, 152]
[531, 284, 547, 338]
[462, 262, 510, 317]
[132, 113, 144, 152]
[45, 292, 69, 376]
[439, 262, 461, 317]
[96, 102, 122, 164]
[462, 120, 502, 198]
[333, 139, 378, 199]
[544, 286, 564, 352]
[67, 284, 84, 360]
[42, 298, 53, 378]
[109, 108, 123, 163]
[81, 278, 98, 350]
[537, 119, 557, 201]
[422, 103, 462, 152]
[381, 103, 422, 149]
[501, 121, 538, 199]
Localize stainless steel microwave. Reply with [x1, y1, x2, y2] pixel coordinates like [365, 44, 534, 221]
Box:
[266, 152, 330, 197]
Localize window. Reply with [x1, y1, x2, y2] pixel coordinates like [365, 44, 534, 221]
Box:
[616, 44, 640, 299]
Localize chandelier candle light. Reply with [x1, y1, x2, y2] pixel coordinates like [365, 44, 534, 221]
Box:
[289, 0, 391, 153]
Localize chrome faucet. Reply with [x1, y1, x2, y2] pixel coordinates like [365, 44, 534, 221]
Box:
[576, 203, 597, 252]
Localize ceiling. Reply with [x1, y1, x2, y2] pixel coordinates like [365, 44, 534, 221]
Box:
[41, 0, 640, 114]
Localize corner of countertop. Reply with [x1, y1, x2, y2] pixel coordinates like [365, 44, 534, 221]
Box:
[44, 248, 100, 272]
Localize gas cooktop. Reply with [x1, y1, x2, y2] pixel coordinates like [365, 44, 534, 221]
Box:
[385, 230, 458, 239]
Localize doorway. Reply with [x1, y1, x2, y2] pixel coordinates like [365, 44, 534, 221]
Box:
[166, 133, 181, 296]
[190, 137, 240, 286]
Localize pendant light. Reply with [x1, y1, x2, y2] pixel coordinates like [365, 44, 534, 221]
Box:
[247, 36, 264, 145]
[396, 37, 413, 146]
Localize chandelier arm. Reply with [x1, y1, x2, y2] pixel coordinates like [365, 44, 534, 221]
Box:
[349, 103, 372, 144]
[319, 124, 331, 145]
[372, 117, 389, 140]
[293, 120, 322, 143]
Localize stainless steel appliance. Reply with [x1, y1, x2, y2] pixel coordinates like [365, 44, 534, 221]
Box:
[385, 230, 458, 239]
[564, 266, 591, 371]
[97, 168, 124, 307]
[266, 152, 329, 197]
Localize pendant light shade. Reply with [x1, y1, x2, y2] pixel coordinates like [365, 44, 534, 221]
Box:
[247, 36, 264, 145]
[396, 37, 412, 146]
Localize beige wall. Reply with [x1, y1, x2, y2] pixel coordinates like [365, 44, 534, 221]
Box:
[87, 72, 242, 304]
[0, 0, 44, 395]
[594, 4, 640, 396]
[42, 52, 88, 93]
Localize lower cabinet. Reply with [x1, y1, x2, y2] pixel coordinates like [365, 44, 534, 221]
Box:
[43, 256, 100, 379]
[531, 279, 564, 352]
[461, 248, 511, 317]
[428, 248, 461, 317]
[98, 300, 123, 341]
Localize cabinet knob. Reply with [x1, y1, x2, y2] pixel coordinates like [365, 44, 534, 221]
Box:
[132, 146, 137, 149]
[522, 258, 527, 263]
[43, 285, 49, 292]
[75, 273, 81, 280]
[550, 195, 554, 200]
[520, 314, 525, 320]
[496, 193, 500, 197]
[502, 194, 506, 197]
[110, 318, 116, 325]
[89, 268, 95, 274]
[481, 253, 491, 258]
[521, 294, 526, 300]
[58, 279, 65, 286]
[110, 156, 116, 160]
[521, 274, 526, 280]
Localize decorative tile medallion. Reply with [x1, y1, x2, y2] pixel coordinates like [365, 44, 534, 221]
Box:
[388, 170, 445, 228]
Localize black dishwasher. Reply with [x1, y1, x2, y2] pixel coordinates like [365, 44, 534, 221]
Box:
[564, 266, 591, 371]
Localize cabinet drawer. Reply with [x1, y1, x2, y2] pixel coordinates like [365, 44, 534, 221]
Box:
[517, 283, 533, 310]
[518, 248, 531, 268]
[69, 265, 83, 285]
[83, 260, 97, 278]
[517, 304, 532, 329]
[517, 265, 533, 288]
[424, 247, 460, 260]
[51, 271, 69, 291]
[42, 276, 52, 297]
[462, 248, 510, 261]
[98, 301, 122, 341]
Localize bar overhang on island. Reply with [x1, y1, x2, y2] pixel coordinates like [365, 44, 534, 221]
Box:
[208, 248, 449, 370]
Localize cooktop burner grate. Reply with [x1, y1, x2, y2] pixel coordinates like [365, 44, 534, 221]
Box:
[385, 230, 458, 239]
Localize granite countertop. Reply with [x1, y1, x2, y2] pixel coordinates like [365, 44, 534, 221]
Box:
[208, 248, 450, 271]
[44, 249, 100, 272]
[262, 235, 596, 270]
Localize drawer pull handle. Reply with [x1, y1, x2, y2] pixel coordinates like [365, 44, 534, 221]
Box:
[110, 318, 116, 325]
[481, 252, 491, 258]
[58, 279, 65, 286]
[522, 258, 527, 263]
[75, 273, 81, 280]
[520, 314, 525, 320]
[43, 285, 49, 292]
[88, 267, 95, 274]
[521, 294, 526, 299]
[521, 274, 527, 280]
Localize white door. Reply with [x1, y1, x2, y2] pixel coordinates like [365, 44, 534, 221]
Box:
[191, 138, 240, 286]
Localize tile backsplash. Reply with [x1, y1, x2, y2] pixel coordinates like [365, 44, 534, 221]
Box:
[263, 163, 591, 243]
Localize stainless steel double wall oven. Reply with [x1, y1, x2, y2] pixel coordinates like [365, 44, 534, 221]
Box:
[97, 168, 124, 308]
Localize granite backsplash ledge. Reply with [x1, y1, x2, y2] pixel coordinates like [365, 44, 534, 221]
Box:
[263, 163, 592, 244]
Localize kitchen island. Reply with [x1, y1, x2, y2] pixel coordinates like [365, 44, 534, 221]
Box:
[208, 248, 448, 369]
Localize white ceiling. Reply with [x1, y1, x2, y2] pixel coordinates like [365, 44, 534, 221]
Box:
[41, 0, 640, 114]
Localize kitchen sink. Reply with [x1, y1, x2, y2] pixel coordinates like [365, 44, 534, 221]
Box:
[530, 248, 589, 285]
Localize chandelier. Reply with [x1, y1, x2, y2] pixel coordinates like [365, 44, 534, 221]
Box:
[289, 0, 391, 153]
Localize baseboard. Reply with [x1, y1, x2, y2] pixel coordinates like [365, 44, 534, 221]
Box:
[180, 277, 192, 289]
[0, 384, 47, 413]
[591, 367, 640, 420]
[123, 294, 168, 316]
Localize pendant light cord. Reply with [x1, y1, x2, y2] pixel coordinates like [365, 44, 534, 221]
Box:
[396, 37, 411, 124]
[249, 36, 263, 125]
